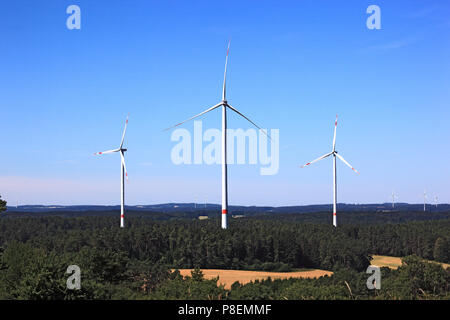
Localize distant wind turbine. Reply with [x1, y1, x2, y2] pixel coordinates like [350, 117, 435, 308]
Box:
[423, 190, 427, 212]
[300, 115, 359, 227]
[434, 194, 438, 208]
[94, 114, 129, 228]
[391, 190, 398, 208]
[164, 41, 269, 229]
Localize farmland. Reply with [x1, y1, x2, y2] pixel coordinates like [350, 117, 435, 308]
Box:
[176, 269, 333, 289]
[371, 254, 450, 270]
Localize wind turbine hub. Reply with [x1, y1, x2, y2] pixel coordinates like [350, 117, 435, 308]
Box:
[121, 148, 127, 152]
[222, 100, 228, 105]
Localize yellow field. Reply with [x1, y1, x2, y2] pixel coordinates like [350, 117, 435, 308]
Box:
[371, 255, 450, 269]
[174, 256, 448, 289]
[370, 255, 403, 269]
[176, 269, 333, 289]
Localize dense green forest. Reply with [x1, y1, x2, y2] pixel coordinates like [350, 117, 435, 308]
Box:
[0, 214, 449, 299]
[3, 208, 450, 224]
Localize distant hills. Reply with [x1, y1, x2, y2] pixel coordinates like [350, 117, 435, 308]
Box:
[6, 202, 450, 214]
[3, 202, 450, 225]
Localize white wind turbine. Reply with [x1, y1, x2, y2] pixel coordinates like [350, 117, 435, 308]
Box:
[94, 114, 129, 228]
[300, 115, 359, 227]
[391, 190, 399, 208]
[423, 190, 427, 212]
[164, 41, 269, 229]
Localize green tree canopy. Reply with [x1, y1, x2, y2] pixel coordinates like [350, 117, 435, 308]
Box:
[0, 195, 6, 213]
[433, 237, 449, 263]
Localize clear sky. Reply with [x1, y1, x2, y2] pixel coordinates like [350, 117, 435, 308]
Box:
[1, 0, 449, 206]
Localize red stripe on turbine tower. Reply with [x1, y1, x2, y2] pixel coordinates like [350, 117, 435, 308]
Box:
[222, 209, 227, 214]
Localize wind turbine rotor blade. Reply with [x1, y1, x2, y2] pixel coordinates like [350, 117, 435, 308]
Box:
[94, 149, 120, 155]
[120, 114, 129, 148]
[120, 151, 128, 181]
[336, 153, 359, 174]
[226, 104, 271, 140]
[163, 102, 223, 131]
[222, 40, 231, 101]
[300, 152, 333, 168]
[332, 115, 338, 151]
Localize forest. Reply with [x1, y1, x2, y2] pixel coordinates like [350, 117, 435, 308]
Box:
[0, 204, 449, 299]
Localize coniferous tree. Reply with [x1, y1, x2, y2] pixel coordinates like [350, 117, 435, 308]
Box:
[0, 195, 6, 213]
[433, 237, 449, 263]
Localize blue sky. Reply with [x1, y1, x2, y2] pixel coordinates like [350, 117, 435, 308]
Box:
[1, 0, 449, 206]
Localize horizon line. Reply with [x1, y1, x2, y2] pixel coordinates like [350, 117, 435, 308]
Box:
[6, 202, 448, 208]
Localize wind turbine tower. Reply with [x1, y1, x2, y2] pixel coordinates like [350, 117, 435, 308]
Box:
[423, 190, 427, 212]
[165, 41, 269, 229]
[391, 191, 398, 208]
[94, 114, 129, 228]
[300, 115, 359, 227]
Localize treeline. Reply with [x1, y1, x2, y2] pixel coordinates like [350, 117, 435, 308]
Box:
[0, 217, 372, 272]
[254, 210, 450, 225]
[2, 210, 450, 225]
[354, 221, 450, 263]
[0, 216, 449, 270]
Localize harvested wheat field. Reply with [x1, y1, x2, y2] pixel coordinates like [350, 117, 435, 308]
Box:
[176, 269, 333, 289]
[371, 255, 403, 269]
[371, 255, 450, 270]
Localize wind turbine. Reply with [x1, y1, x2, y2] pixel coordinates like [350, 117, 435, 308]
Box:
[164, 41, 269, 229]
[94, 114, 129, 228]
[434, 194, 438, 208]
[300, 115, 359, 227]
[391, 190, 398, 208]
[423, 190, 427, 212]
